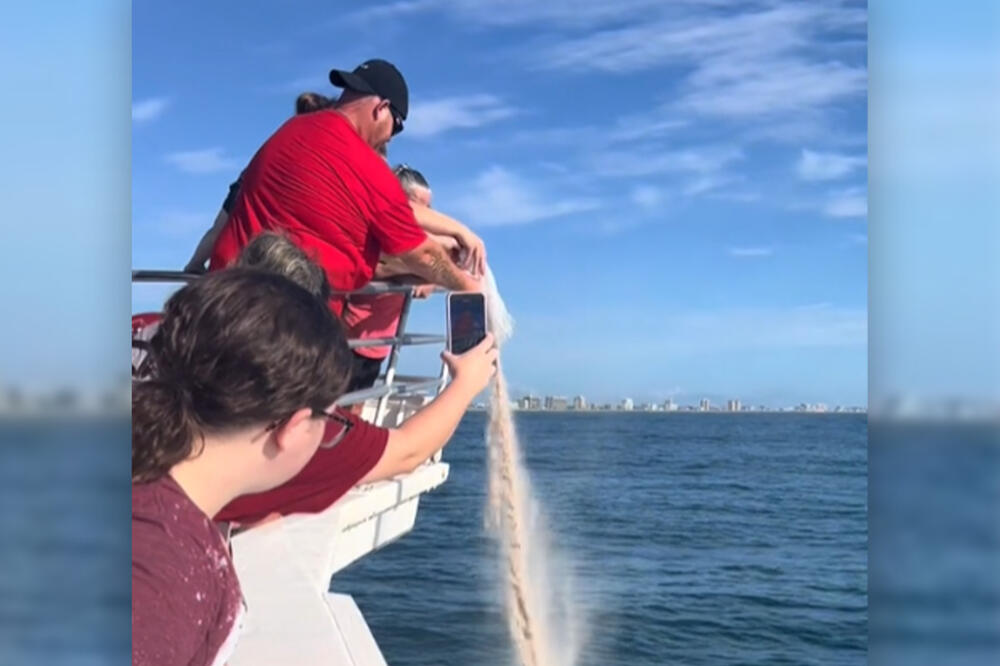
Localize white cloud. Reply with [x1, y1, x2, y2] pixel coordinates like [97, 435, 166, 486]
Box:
[132, 97, 170, 123]
[728, 246, 773, 257]
[451, 166, 601, 226]
[406, 94, 517, 138]
[592, 145, 744, 178]
[609, 116, 689, 142]
[796, 149, 866, 181]
[824, 186, 867, 218]
[679, 58, 866, 118]
[683, 173, 741, 196]
[346, 0, 441, 24]
[530, 4, 865, 120]
[164, 147, 240, 174]
[630, 185, 664, 209]
[350, 0, 667, 28]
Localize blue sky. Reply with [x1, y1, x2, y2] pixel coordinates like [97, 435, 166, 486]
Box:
[132, 0, 868, 407]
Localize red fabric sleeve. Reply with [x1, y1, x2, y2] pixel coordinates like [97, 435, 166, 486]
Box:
[216, 409, 389, 525]
[365, 162, 427, 255]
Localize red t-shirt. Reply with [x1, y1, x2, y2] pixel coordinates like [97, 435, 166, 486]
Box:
[342, 293, 407, 360]
[216, 408, 389, 525]
[208, 111, 427, 314]
[132, 475, 245, 666]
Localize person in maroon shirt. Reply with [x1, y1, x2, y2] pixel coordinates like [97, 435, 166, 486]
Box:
[217, 332, 497, 526]
[208, 59, 481, 315]
[135, 234, 499, 530]
[131, 269, 353, 666]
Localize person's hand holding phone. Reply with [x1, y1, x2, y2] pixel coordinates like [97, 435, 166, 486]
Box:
[441, 334, 498, 395]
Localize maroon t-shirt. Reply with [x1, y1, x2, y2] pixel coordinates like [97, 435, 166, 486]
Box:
[132, 475, 245, 666]
[217, 408, 389, 525]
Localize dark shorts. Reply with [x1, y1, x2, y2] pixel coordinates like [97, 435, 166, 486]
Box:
[347, 353, 383, 393]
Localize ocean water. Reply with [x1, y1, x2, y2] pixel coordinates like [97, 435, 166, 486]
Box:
[5, 413, 996, 665]
[0, 417, 131, 665]
[334, 412, 869, 666]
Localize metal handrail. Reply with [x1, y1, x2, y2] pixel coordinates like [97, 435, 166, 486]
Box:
[132, 269, 448, 416]
[349, 334, 445, 350]
[132, 270, 438, 295]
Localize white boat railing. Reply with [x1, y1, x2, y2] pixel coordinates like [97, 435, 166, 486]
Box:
[131, 269, 450, 421]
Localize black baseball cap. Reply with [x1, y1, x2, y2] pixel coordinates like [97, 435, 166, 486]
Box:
[329, 59, 409, 130]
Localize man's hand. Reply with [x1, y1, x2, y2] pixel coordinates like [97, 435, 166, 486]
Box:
[441, 334, 498, 395]
[409, 203, 487, 276]
[455, 229, 487, 277]
[395, 239, 482, 294]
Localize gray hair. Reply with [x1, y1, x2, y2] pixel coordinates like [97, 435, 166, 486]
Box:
[235, 232, 331, 301]
[392, 164, 430, 198]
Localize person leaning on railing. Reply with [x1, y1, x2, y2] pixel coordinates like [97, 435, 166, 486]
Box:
[203, 58, 484, 314]
[133, 234, 498, 531]
[341, 164, 471, 393]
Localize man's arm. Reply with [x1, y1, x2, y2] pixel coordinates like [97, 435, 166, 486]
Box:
[361, 335, 497, 482]
[375, 234, 459, 279]
[410, 203, 486, 276]
[184, 209, 229, 273]
[391, 238, 480, 292]
[374, 255, 413, 279]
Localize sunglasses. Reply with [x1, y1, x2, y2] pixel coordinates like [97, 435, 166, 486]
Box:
[383, 99, 404, 136]
[265, 408, 354, 449]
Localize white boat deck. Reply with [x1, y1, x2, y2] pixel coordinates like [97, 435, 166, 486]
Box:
[229, 456, 449, 665]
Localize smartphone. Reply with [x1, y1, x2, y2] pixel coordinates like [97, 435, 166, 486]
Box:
[446, 292, 487, 355]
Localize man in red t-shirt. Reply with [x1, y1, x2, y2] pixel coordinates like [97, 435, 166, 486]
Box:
[208, 59, 480, 314]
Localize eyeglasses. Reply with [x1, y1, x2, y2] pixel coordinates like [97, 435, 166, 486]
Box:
[264, 408, 354, 449]
[315, 409, 354, 449]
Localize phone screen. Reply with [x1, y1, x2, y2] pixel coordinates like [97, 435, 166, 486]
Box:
[448, 293, 487, 355]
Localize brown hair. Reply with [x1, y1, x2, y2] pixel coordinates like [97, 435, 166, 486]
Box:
[132, 269, 351, 482]
[235, 232, 331, 302]
[295, 92, 332, 115]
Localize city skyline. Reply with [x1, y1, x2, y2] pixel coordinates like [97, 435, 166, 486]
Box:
[508, 392, 865, 414]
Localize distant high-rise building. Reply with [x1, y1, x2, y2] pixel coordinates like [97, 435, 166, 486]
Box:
[663, 398, 677, 412]
[545, 396, 568, 411]
[621, 398, 634, 411]
[727, 399, 741, 412]
[699, 398, 710, 412]
[573, 395, 587, 410]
